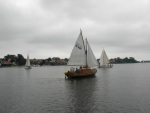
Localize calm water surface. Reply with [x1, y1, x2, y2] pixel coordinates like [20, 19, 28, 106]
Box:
[0, 63, 150, 113]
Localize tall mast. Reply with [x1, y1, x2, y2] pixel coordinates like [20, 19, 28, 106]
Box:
[80, 29, 87, 67]
[80, 29, 85, 51]
[85, 38, 88, 68]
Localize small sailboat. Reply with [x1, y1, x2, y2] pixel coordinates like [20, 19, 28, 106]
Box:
[99, 49, 113, 68]
[25, 55, 31, 69]
[64, 30, 98, 78]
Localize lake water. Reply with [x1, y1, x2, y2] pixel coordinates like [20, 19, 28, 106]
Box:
[0, 63, 150, 113]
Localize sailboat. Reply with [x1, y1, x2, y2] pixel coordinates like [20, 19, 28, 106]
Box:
[99, 49, 113, 68]
[64, 30, 98, 78]
[25, 54, 31, 69]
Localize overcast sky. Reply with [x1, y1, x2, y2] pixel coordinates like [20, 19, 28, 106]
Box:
[0, 0, 150, 60]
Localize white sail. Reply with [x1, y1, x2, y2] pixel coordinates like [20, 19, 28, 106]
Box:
[67, 31, 86, 66]
[25, 55, 31, 68]
[100, 50, 104, 66]
[99, 49, 110, 66]
[87, 40, 98, 67]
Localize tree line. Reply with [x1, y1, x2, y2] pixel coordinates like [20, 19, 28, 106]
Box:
[2, 54, 138, 66]
[110, 57, 138, 63]
[1, 54, 68, 66]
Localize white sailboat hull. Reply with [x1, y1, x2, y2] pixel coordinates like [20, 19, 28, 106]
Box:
[25, 66, 32, 69]
[100, 65, 113, 68]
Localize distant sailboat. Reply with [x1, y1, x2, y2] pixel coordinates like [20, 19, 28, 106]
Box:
[99, 49, 113, 68]
[25, 55, 31, 69]
[64, 30, 98, 78]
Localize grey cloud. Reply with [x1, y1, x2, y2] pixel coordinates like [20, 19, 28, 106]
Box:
[0, 0, 150, 60]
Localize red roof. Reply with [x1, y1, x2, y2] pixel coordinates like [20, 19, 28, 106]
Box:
[5, 61, 13, 65]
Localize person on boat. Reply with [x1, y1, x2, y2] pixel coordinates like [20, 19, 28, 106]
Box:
[76, 68, 80, 73]
[80, 66, 82, 69]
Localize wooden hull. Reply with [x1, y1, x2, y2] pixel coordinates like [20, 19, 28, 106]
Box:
[64, 69, 97, 78]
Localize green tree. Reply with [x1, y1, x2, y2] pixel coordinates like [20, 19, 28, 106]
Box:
[16, 54, 26, 66]
[40, 60, 46, 65]
[47, 57, 52, 62]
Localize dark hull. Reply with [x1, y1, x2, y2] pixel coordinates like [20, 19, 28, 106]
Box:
[64, 69, 97, 79]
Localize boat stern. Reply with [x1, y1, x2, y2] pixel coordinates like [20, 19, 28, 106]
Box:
[64, 72, 68, 75]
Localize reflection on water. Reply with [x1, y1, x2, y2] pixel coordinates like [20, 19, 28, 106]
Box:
[65, 77, 97, 113]
[0, 64, 150, 113]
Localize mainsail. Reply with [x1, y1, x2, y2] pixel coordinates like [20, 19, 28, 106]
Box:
[99, 49, 110, 66]
[25, 55, 31, 67]
[67, 31, 86, 66]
